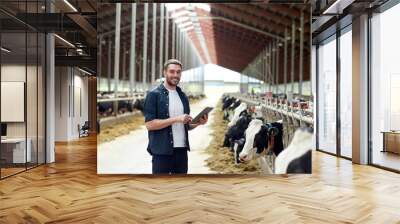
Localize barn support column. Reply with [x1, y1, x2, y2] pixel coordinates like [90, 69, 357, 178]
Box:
[284, 28, 288, 95]
[165, 7, 169, 61]
[291, 18, 296, 95]
[268, 42, 272, 92]
[176, 27, 180, 60]
[122, 42, 126, 91]
[172, 20, 175, 59]
[142, 4, 149, 91]
[264, 48, 268, 92]
[151, 3, 157, 84]
[129, 3, 137, 95]
[159, 3, 164, 79]
[107, 38, 112, 92]
[113, 3, 121, 114]
[263, 48, 267, 93]
[299, 10, 304, 96]
[276, 40, 280, 94]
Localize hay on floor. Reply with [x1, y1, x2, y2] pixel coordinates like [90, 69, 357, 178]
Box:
[189, 95, 206, 105]
[98, 113, 144, 144]
[205, 101, 261, 174]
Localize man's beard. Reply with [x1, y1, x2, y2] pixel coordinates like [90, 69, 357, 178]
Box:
[166, 76, 180, 86]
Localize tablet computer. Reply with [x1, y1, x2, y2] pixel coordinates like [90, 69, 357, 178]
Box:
[191, 107, 213, 124]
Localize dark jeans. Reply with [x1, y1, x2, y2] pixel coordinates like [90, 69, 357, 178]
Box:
[152, 147, 188, 174]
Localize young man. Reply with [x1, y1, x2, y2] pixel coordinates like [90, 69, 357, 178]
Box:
[144, 59, 208, 174]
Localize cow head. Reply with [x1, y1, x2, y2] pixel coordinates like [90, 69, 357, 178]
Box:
[227, 102, 247, 127]
[229, 99, 241, 110]
[268, 121, 284, 156]
[238, 119, 264, 161]
[223, 113, 253, 148]
[239, 120, 283, 162]
[133, 99, 145, 113]
[222, 96, 234, 110]
[233, 138, 246, 164]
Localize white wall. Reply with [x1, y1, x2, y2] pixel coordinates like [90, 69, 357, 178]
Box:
[55, 67, 89, 141]
[1, 64, 46, 163]
[1, 65, 33, 137]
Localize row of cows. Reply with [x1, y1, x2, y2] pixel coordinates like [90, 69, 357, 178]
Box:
[221, 95, 313, 174]
[97, 97, 145, 118]
[232, 92, 314, 151]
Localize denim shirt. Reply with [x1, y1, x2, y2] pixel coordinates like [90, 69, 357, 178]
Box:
[144, 83, 190, 155]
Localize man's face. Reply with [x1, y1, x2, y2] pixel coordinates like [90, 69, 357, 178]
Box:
[164, 64, 182, 86]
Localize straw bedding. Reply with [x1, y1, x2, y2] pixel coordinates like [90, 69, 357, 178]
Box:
[98, 112, 144, 144]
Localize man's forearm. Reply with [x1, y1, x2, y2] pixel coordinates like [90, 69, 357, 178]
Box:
[146, 117, 177, 131]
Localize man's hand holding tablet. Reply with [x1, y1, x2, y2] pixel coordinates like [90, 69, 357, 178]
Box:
[190, 107, 213, 125]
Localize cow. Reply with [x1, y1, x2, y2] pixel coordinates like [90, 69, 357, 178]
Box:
[233, 137, 246, 164]
[274, 128, 312, 174]
[227, 102, 248, 127]
[225, 99, 242, 120]
[237, 119, 284, 174]
[133, 98, 145, 113]
[117, 100, 133, 114]
[222, 113, 253, 149]
[222, 96, 234, 111]
[223, 98, 241, 121]
[98, 102, 114, 117]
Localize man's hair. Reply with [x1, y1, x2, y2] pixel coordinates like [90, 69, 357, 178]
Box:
[163, 59, 183, 71]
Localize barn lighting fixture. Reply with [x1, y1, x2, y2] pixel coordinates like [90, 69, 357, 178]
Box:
[63, 0, 78, 12]
[54, 34, 75, 48]
[78, 67, 93, 76]
[323, 0, 355, 15]
[1, 47, 11, 53]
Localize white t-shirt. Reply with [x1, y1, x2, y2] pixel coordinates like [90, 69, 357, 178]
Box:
[168, 88, 186, 147]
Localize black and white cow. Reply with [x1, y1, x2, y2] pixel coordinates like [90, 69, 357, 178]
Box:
[133, 98, 145, 113]
[274, 128, 312, 174]
[224, 99, 242, 121]
[222, 96, 235, 120]
[227, 102, 248, 127]
[222, 96, 234, 111]
[118, 100, 133, 114]
[237, 119, 284, 173]
[222, 113, 253, 149]
[98, 102, 114, 116]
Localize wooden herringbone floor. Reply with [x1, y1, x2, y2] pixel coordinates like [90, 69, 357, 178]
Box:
[1, 135, 400, 223]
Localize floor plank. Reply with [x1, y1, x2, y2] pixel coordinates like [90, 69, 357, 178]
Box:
[0, 135, 400, 223]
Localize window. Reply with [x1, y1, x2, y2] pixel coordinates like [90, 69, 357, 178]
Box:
[317, 35, 337, 154]
[370, 2, 400, 171]
[0, 2, 46, 179]
[339, 27, 352, 158]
